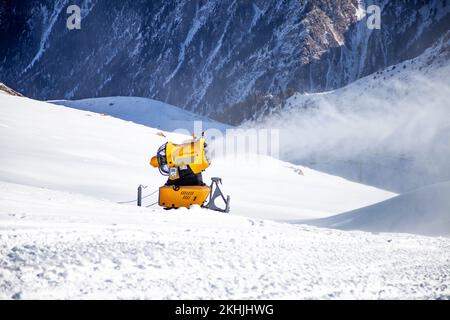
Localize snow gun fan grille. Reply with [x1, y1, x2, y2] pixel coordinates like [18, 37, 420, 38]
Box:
[156, 143, 169, 175]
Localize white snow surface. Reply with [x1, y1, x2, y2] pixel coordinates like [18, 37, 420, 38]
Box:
[1, 180, 450, 300]
[1, 94, 450, 299]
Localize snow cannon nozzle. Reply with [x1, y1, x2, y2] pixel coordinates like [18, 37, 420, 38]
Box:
[150, 156, 158, 168]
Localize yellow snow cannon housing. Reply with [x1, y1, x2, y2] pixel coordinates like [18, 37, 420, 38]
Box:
[165, 137, 210, 178]
[150, 137, 211, 208]
[150, 137, 210, 179]
[158, 184, 211, 208]
[149, 137, 230, 212]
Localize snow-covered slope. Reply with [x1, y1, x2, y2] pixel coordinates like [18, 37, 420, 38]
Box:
[0, 94, 394, 221]
[306, 181, 450, 237]
[1, 180, 450, 299]
[50, 97, 230, 133]
[1, 94, 450, 299]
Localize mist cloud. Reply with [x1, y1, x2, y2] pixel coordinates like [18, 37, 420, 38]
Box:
[251, 67, 450, 192]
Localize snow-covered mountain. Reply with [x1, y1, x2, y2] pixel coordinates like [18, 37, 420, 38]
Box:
[1, 93, 450, 299]
[1, 0, 449, 122]
[251, 31, 450, 193]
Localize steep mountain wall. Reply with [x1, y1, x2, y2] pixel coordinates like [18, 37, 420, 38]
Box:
[1, 0, 449, 122]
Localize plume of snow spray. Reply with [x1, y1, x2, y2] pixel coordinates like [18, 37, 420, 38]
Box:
[252, 68, 450, 192]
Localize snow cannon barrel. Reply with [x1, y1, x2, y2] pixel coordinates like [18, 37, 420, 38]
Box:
[149, 137, 210, 180]
[150, 156, 158, 168]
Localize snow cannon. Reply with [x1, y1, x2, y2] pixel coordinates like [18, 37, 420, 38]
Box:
[149, 136, 230, 212]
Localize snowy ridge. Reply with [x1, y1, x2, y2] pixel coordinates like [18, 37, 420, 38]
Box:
[0, 83, 23, 97]
[50, 96, 230, 133]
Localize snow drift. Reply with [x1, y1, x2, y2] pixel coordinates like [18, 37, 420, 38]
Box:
[306, 181, 450, 237]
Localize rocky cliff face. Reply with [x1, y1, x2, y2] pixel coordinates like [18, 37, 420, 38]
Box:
[1, 0, 449, 123]
[0, 83, 23, 96]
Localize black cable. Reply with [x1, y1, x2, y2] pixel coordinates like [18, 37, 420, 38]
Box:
[145, 201, 158, 207]
[117, 189, 158, 204]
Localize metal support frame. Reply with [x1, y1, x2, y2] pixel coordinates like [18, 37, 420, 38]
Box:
[203, 177, 231, 213]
